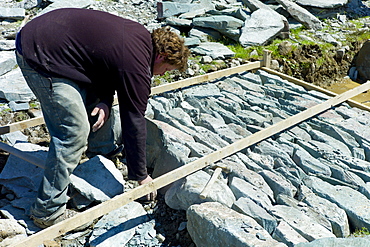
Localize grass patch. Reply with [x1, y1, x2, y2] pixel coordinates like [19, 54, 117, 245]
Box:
[351, 227, 370, 237]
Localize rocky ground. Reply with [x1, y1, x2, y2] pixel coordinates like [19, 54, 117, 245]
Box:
[0, 0, 370, 246]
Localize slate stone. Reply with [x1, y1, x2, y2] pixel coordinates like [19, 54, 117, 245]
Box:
[297, 185, 350, 238]
[192, 126, 230, 150]
[0, 7, 25, 20]
[276, 0, 323, 30]
[0, 67, 34, 102]
[157, 1, 214, 19]
[0, 143, 46, 199]
[165, 170, 236, 210]
[232, 197, 277, 234]
[229, 176, 273, 211]
[9, 101, 29, 112]
[295, 0, 348, 8]
[293, 148, 332, 176]
[192, 15, 244, 30]
[70, 155, 125, 206]
[0, 51, 17, 76]
[270, 205, 336, 241]
[89, 201, 148, 247]
[0, 40, 16, 51]
[304, 176, 370, 231]
[37, 0, 94, 16]
[272, 220, 308, 246]
[259, 170, 297, 201]
[235, 109, 270, 126]
[239, 8, 286, 47]
[252, 140, 297, 168]
[295, 236, 370, 247]
[276, 194, 333, 234]
[190, 42, 235, 59]
[220, 158, 275, 202]
[187, 202, 287, 247]
[188, 26, 222, 42]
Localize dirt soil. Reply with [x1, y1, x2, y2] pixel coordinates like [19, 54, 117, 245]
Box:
[277, 41, 364, 88]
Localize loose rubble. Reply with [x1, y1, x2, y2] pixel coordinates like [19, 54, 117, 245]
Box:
[1, 0, 370, 247]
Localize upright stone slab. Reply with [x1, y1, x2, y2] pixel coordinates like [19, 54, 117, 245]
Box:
[70, 155, 125, 207]
[187, 202, 287, 247]
[232, 197, 277, 234]
[270, 205, 336, 241]
[165, 170, 235, 210]
[239, 8, 286, 47]
[272, 220, 308, 246]
[297, 185, 350, 237]
[304, 176, 370, 231]
[89, 201, 148, 247]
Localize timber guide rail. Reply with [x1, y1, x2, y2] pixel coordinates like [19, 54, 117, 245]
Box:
[2, 51, 370, 247]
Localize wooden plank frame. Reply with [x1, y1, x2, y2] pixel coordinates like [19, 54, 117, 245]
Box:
[10, 79, 370, 246]
[4, 49, 370, 245]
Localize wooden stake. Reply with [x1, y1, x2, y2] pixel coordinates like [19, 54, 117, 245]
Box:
[199, 167, 223, 199]
[263, 50, 272, 68]
[11, 80, 370, 247]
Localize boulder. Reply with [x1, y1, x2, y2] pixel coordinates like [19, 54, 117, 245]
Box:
[187, 202, 287, 247]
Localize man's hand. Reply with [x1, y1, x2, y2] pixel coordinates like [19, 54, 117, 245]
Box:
[139, 175, 157, 201]
[91, 102, 109, 132]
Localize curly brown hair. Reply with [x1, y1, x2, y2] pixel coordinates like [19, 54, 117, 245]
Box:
[152, 26, 190, 72]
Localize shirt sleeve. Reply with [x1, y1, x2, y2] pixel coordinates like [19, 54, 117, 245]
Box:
[117, 70, 151, 181]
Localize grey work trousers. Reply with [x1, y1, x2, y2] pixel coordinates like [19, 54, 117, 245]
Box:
[16, 51, 117, 221]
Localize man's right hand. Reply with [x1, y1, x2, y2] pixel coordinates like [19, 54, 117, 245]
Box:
[91, 102, 109, 132]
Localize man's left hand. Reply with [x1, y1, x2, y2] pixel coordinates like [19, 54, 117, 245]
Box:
[139, 175, 157, 201]
[91, 102, 109, 132]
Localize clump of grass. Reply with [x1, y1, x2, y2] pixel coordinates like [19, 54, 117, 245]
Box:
[351, 227, 370, 237]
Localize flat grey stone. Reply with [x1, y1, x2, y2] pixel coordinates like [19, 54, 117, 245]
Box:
[304, 176, 370, 231]
[0, 7, 25, 20]
[165, 170, 235, 210]
[193, 15, 244, 30]
[270, 205, 336, 241]
[293, 147, 332, 176]
[232, 197, 277, 234]
[89, 201, 148, 247]
[230, 176, 273, 210]
[295, 236, 370, 247]
[259, 170, 297, 201]
[295, 0, 348, 8]
[0, 51, 17, 77]
[187, 202, 287, 247]
[0, 40, 16, 51]
[276, 0, 323, 30]
[272, 220, 308, 246]
[0, 142, 46, 199]
[0, 67, 35, 102]
[190, 42, 235, 59]
[70, 155, 125, 206]
[298, 185, 350, 238]
[239, 8, 286, 47]
[37, 0, 94, 16]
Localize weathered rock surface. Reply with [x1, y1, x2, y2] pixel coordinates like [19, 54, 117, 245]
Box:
[1, 0, 370, 246]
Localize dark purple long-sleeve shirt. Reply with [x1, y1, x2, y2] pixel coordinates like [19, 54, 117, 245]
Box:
[19, 8, 153, 181]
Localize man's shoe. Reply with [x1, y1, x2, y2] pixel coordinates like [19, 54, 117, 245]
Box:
[32, 209, 92, 231]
